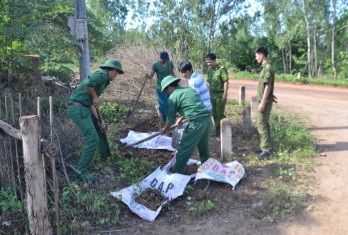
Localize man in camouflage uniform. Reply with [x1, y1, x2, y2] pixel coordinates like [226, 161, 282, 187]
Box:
[255, 46, 276, 159]
[67, 59, 124, 181]
[205, 53, 229, 139]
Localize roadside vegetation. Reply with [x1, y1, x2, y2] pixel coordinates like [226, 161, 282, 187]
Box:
[231, 71, 348, 87]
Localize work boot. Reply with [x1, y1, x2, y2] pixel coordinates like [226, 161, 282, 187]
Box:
[254, 148, 262, 154]
[258, 151, 270, 160]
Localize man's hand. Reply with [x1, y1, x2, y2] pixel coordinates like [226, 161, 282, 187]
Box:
[99, 119, 106, 130]
[160, 123, 171, 135]
[258, 102, 266, 112]
[93, 97, 101, 107]
[175, 116, 186, 126]
[273, 95, 278, 103]
[222, 94, 227, 103]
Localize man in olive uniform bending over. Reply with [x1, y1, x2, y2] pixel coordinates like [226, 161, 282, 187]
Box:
[255, 46, 276, 159]
[67, 59, 124, 181]
[205, 53, 229, 139]
[160, 75, 212, 174]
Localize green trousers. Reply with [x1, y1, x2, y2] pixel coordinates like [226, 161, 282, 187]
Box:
[211, 93, 226, 134]
[256, 102, 273, 152]
[68, 106, 107, 174]
[173, 116, 212, 174]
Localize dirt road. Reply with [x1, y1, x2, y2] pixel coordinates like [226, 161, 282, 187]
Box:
[229, 80, 348, 235]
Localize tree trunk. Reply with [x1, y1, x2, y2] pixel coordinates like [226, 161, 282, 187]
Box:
[20, 115, 52, 235]
[282, 48, 286, 73]
[313, 21, 318, 77]
[289, 43, 292, 73]
[331, 0, 337, 78]
[302, 0, 311, 78]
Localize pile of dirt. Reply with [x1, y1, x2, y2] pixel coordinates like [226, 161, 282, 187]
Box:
[136, 188, 167, 211]
[184, 164, 200, 175]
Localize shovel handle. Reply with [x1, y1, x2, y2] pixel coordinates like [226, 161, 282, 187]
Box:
[126, 76, 148, 119]
[96, 108, 111, 155]
[125, 120, 188, 148]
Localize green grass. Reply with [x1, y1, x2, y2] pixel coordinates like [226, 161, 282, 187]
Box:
[225, 101, 316, 221]
[230, 71, 348, 87]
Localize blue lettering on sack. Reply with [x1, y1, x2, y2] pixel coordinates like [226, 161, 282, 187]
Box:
[150, 178, 174, 193]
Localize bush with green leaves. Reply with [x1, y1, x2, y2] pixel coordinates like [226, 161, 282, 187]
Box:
[0, 187, 22, 213]
[41, 65, 75, 84]
[271, 113, 315, 162]
[117, 157, 157, 185]
[99, 102, 127, 124]
[59, 184, 121, 234]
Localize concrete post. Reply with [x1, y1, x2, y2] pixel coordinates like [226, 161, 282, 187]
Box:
[220, 118, 232, 161]
[75, 0, 90, 81]
[239, 86, 245, 105]
[242, 104, 252, 137]
[251, 96, 258, 125]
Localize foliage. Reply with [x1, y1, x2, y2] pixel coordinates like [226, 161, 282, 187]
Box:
[187, 199, 215, 215]
[0, 187, 22, 213]
[231, 71, 348, 86]
[271, 112, 316, 162]
[116, 157, 157, 185]
[41, 65, 75, 84]
[99, 102, 127, 124]
[59, 184, 121, 233]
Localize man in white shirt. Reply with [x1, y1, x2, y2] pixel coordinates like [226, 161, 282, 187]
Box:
[179, 61, 212, 112]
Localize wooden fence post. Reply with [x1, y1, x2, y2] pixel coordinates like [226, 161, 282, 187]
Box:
[20, 115, 52, 235]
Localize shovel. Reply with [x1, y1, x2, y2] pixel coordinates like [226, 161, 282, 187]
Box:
[125, 120, 188, 155]
[126, 75, 148, 118]
[96, 108, 111, 156]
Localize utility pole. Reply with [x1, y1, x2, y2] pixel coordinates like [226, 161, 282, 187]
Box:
[75, 0, 90, 81]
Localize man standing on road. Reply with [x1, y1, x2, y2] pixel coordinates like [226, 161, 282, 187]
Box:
[146, 51, 177, 122]
[255, 45, 276, 159]
[160, 75, 212, 174]
[179, 61, 212, 112]
[205, 53, 229, 139]
[67, 59, 124, 181]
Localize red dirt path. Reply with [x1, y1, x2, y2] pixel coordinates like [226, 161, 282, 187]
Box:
[230, 79, 348, 235]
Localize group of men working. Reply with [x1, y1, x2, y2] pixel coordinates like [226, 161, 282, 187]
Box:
[68, 46, 275, 181]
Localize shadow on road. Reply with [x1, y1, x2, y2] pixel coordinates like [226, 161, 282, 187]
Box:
[316, 142, 348, 152]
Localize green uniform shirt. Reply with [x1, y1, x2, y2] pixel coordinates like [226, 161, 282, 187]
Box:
[152, 61, 174, 89]
[68, 70, 110, 106]
[167, 87, 211, 124]
[257, 62, 274, 102]
[207, 65, 228, 93]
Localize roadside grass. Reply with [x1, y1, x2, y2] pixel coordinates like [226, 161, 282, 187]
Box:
[230, 71, 348, 87]
[225, 101, 316, 222]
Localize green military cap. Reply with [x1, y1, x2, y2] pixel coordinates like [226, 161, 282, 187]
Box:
[161, 75, 180, 92]
[99, 59, 124, 74]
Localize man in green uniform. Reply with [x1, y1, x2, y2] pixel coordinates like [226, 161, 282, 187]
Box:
[67, 59, 124, 181]
[160, 75, 212, 174]
[205, 53, 229, 139]
[255, 46, 276, 159]
[146, 51, 176, 122]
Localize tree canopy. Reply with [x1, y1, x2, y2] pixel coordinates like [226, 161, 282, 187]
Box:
[0, 0, 347, 85]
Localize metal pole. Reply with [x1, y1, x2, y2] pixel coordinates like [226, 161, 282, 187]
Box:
[75, 0, 90, 81]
